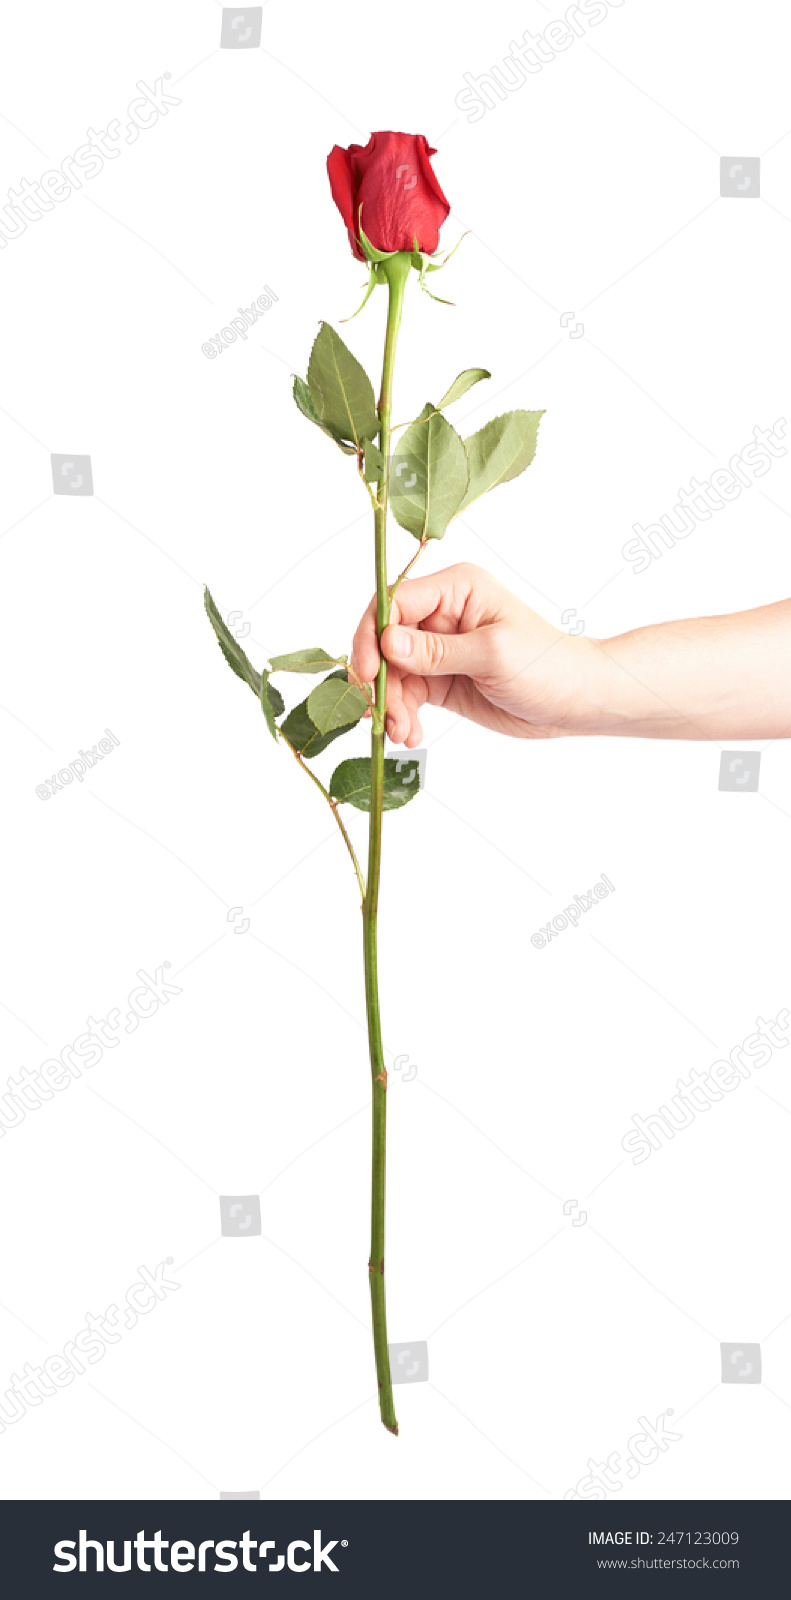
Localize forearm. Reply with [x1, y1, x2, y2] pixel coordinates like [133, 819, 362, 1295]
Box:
[577, 599, 791, 740]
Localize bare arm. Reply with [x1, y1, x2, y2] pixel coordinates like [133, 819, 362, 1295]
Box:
[350, 564, 791, 745]
[581, 601, 791, 740]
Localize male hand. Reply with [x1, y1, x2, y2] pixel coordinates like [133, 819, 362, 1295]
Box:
[351, 562, 592, 745]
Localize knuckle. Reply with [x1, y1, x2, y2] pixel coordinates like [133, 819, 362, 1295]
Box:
[486, 625, 511, 677]
[422, 630, 447, 671]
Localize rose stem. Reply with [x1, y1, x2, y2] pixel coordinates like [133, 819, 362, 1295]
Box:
[364, 250, 411, 1435]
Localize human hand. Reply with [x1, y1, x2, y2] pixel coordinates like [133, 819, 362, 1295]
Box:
[352, 563, 791, 745]
[351, 562, 596, 746]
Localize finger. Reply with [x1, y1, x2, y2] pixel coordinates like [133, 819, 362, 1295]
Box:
[387, 682, 421, 747]
[386, 564, 504, 632]
[385, 673, 411, 744]
[400, 673, 429, 711]
[384, 669, 408, 742]
[382, 617, 502, 680]
[351, 593, 380, 683]
[400, 684, 424, 748]
[352, 563, 503, 682]
[402, 671, 455, 711]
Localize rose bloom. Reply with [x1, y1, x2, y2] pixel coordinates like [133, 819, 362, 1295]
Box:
[327, 131, 450, 262]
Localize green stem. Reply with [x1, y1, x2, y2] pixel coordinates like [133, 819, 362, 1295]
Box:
[282, 738, 365, 902]
[364, 251, 411, 1436]
[389, 536, 427, 604]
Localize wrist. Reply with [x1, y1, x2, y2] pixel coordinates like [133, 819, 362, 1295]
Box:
[544, 634, 620, 736]
[571, 626, 707, 739]
[558, 631, 668, 737]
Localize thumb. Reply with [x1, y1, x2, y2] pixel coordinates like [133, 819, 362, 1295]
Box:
[382, 621, 495, 678]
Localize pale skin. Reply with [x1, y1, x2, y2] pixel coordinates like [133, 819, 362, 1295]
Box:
[350, 563, 791, 746]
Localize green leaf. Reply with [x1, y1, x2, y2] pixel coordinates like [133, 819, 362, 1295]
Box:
[389, 403, 469, 541]
[280, 701, 350, 760]
[460, 410, 544, 513]
[204, 587, 285, 740]
[363, 439, 384, 483]
[436, 368, 491, 409]
[307, 323, 379, 449]
[307, 674, 369, 735]
[204, 587, 261, 696]
[292, 375, 356, 455]
[260, 668, 279, 740]
[279, 670, 350, 758]
[269, 647, 346, 674]
[267, 681, 285, 717]
[330, 756, 421, 812]
[293, 373, 319, 424]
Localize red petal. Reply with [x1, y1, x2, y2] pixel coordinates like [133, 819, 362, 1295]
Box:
[327, 140, 372, 259]
[327, 132, 450, 260]
[326, 145, 355, 231]
[354, 132, 450, 255]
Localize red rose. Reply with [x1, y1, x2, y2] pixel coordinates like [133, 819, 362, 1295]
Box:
[327, 131, 450, 262]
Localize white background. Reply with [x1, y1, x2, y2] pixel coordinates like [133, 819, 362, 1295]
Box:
[1, 0, 790, 1502]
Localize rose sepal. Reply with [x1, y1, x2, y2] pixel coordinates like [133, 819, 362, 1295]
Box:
[357, 208, 399, 263]
[341, 261, 378, 323]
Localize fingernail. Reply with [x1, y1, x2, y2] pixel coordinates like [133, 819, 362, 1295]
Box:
[389, 627, 413, 660]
